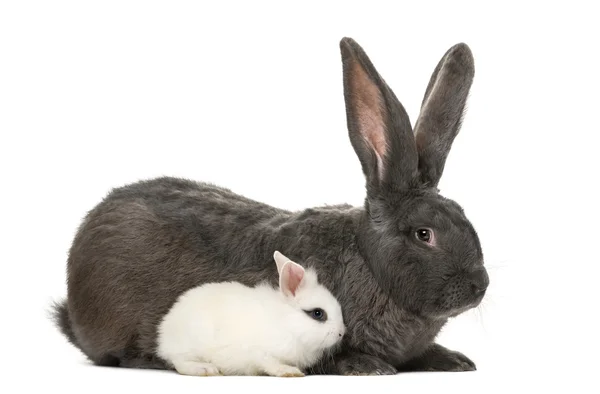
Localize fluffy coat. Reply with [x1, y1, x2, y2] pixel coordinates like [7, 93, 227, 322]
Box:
[155, 252, 345, 377]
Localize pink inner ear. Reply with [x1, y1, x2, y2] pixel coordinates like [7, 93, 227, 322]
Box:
[351, 61, 388, 178]
[281, 262, 305, 297]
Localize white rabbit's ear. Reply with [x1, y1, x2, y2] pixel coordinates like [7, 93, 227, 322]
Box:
[279, 261, 305, 298]
[273, 250, 291, 274]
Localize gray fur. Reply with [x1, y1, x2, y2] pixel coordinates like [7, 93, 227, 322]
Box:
[51, 37, 488, 375]
[414, 42, 475, 188]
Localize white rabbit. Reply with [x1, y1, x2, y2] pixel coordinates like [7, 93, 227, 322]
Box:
[155, 251, 346, 377]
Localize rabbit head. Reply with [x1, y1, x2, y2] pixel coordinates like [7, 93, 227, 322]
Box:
[273, 251, 346, 353]
[340, 38, 489, 319]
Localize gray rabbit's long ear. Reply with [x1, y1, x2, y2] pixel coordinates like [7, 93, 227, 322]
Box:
[414, 43, 475, 188]
[340, 37, 418, 196]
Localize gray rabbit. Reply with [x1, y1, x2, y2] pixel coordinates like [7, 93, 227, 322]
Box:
[51, 37, 489, 375]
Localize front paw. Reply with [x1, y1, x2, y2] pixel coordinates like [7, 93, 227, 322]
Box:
[423, 349, 475, 372]
[173, 361, 221, 376]
[336, 353, 397, 376]
[269, 365, 305, 378]
[446, 350, 476, 371]
[398, 344, 476, 372]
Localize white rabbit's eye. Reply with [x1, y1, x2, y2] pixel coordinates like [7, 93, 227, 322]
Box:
[305, 308, 327, 322]
[416, 228, 434, 244]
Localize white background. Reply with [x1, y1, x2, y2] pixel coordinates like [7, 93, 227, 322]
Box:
[1, 1, 599, 393]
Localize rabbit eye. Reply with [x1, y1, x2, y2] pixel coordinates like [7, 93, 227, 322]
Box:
[416, 228, 434, 244]
[305, 308, 327, 322]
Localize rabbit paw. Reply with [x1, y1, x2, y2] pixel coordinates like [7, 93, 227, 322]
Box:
[398, 344, 476, 372]
[268, 365, 305, 377]
[174, 361, 221, 376]
[336, 353, 398, 376]
[423, 348, 476, 372]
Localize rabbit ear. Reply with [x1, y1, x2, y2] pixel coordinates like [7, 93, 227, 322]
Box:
[414, 43, 475, 188]
[273, 250, 290, 274]
[273, 251, 306, 297]
[279, 261, 305, 297]
[339, 37, 419, 196]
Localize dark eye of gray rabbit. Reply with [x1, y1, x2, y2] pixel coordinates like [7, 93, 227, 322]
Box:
[415, 228, 433, 243]
[304, 308, 327, 322]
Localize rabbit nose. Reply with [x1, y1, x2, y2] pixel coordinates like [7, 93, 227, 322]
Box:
[468, 268, 489, 295]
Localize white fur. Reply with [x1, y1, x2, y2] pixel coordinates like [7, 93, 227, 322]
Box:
[156, 251, 346, 377]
